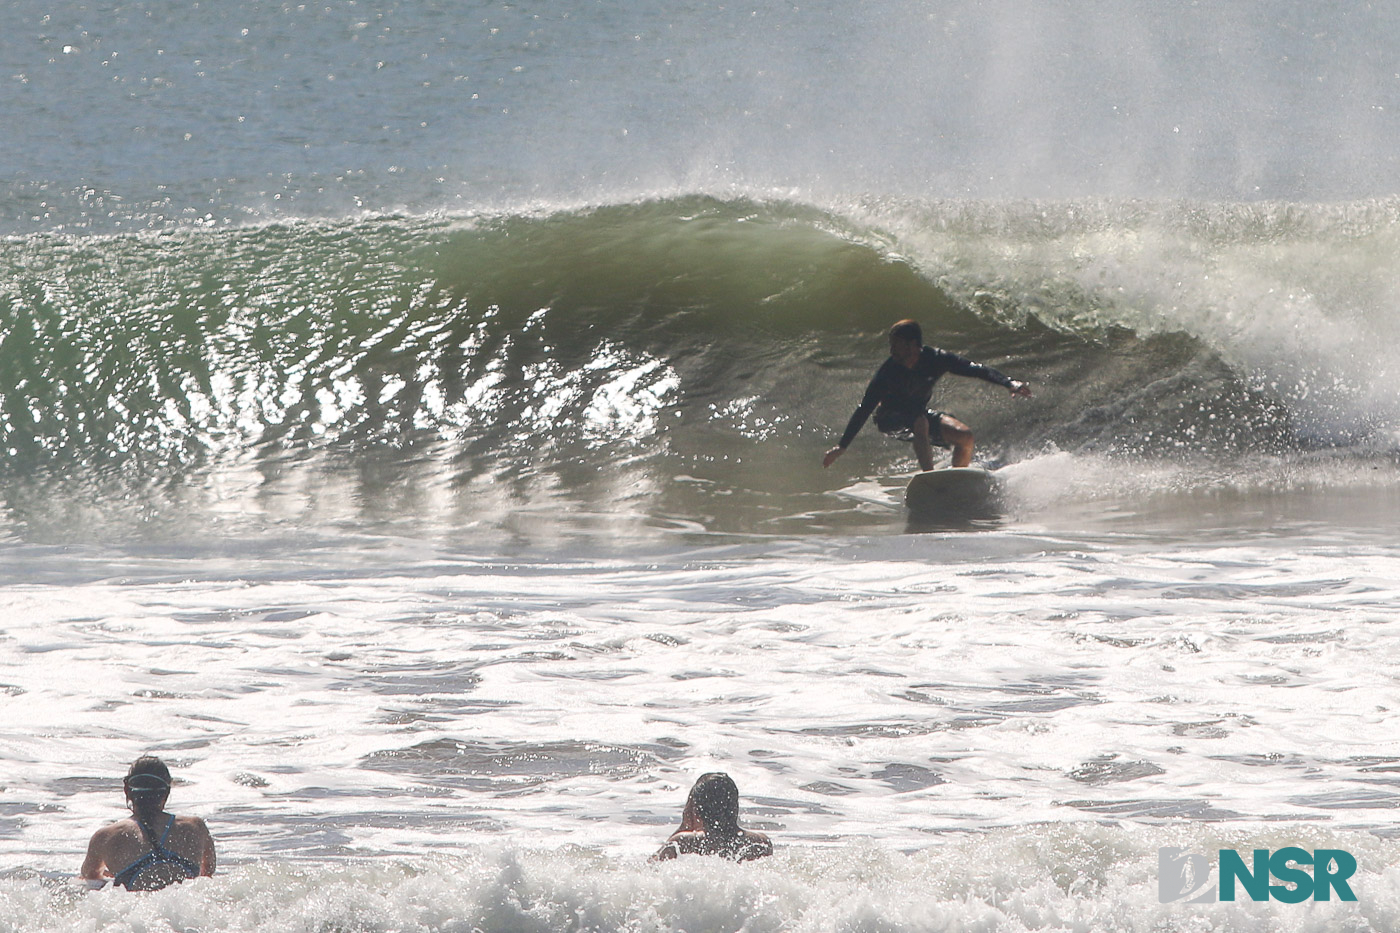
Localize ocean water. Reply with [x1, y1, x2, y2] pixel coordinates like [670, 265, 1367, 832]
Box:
[4, 2, 1400, 931]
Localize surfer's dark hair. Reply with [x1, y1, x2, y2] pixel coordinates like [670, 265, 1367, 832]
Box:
[125, 756, 172, 817]
[677, 772, 741, 835]
[889, 319, 922, 345]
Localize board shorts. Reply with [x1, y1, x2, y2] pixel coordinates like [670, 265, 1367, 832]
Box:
[874, 408, 953, 448]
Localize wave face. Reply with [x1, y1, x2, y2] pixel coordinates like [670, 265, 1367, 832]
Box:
[1, 196, 1397, 539]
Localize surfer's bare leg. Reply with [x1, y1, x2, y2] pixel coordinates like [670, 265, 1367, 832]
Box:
[910, 415, 937, 471]
[939, 415, 974, 468]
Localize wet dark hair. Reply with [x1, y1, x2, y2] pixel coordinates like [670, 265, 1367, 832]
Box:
[888, 319, 922, 345]
[678, 772, 741, 835]
[124, 756, 172, 818]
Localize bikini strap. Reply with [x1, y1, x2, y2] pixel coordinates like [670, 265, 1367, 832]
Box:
[133, 813, 176, 850]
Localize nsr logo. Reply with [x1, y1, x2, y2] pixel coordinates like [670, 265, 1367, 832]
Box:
[1158, 847, 1358, 903]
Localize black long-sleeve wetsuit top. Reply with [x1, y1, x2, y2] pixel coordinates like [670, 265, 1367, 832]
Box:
[837, 346, 1014, 449]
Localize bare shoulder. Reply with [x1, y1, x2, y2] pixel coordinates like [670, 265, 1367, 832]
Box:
[651, 831, 704, 862]
[664, 830, 708, 855]
[738, 830, 773, 861]
[81, 819, 139, 879]
[172, 815, 216, 848]
[89, 818, 136, 844]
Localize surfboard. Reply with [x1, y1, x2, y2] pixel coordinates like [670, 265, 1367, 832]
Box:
[904, 466, 1001, 518]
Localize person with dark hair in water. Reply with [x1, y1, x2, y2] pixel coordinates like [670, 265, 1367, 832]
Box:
[651, 773, 772, 862]
[822, 318, 1032, 472]
[80, 756, 216, 890]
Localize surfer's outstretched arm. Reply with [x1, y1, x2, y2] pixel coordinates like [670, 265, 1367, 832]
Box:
[823, 368, 887, 468]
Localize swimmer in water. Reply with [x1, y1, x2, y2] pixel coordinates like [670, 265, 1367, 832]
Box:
[651, 772, 773, 862]
[80, 756, 216, 891]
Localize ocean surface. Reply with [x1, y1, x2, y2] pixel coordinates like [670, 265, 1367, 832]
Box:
[4, 2, 1400, 931]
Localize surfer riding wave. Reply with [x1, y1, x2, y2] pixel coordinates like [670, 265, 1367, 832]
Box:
[822, 319, 1032, 472]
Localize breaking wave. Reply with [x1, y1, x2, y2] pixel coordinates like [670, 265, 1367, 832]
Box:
[1, 194, 1396, 539]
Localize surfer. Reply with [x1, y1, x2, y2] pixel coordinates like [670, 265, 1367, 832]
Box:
[650, 772, 773, 862]
[79, 756, 216, 891]
[822, 319, 1032, 471]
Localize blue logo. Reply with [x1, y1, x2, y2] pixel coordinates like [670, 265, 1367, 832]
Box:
[1158, 847, 1357, 903]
